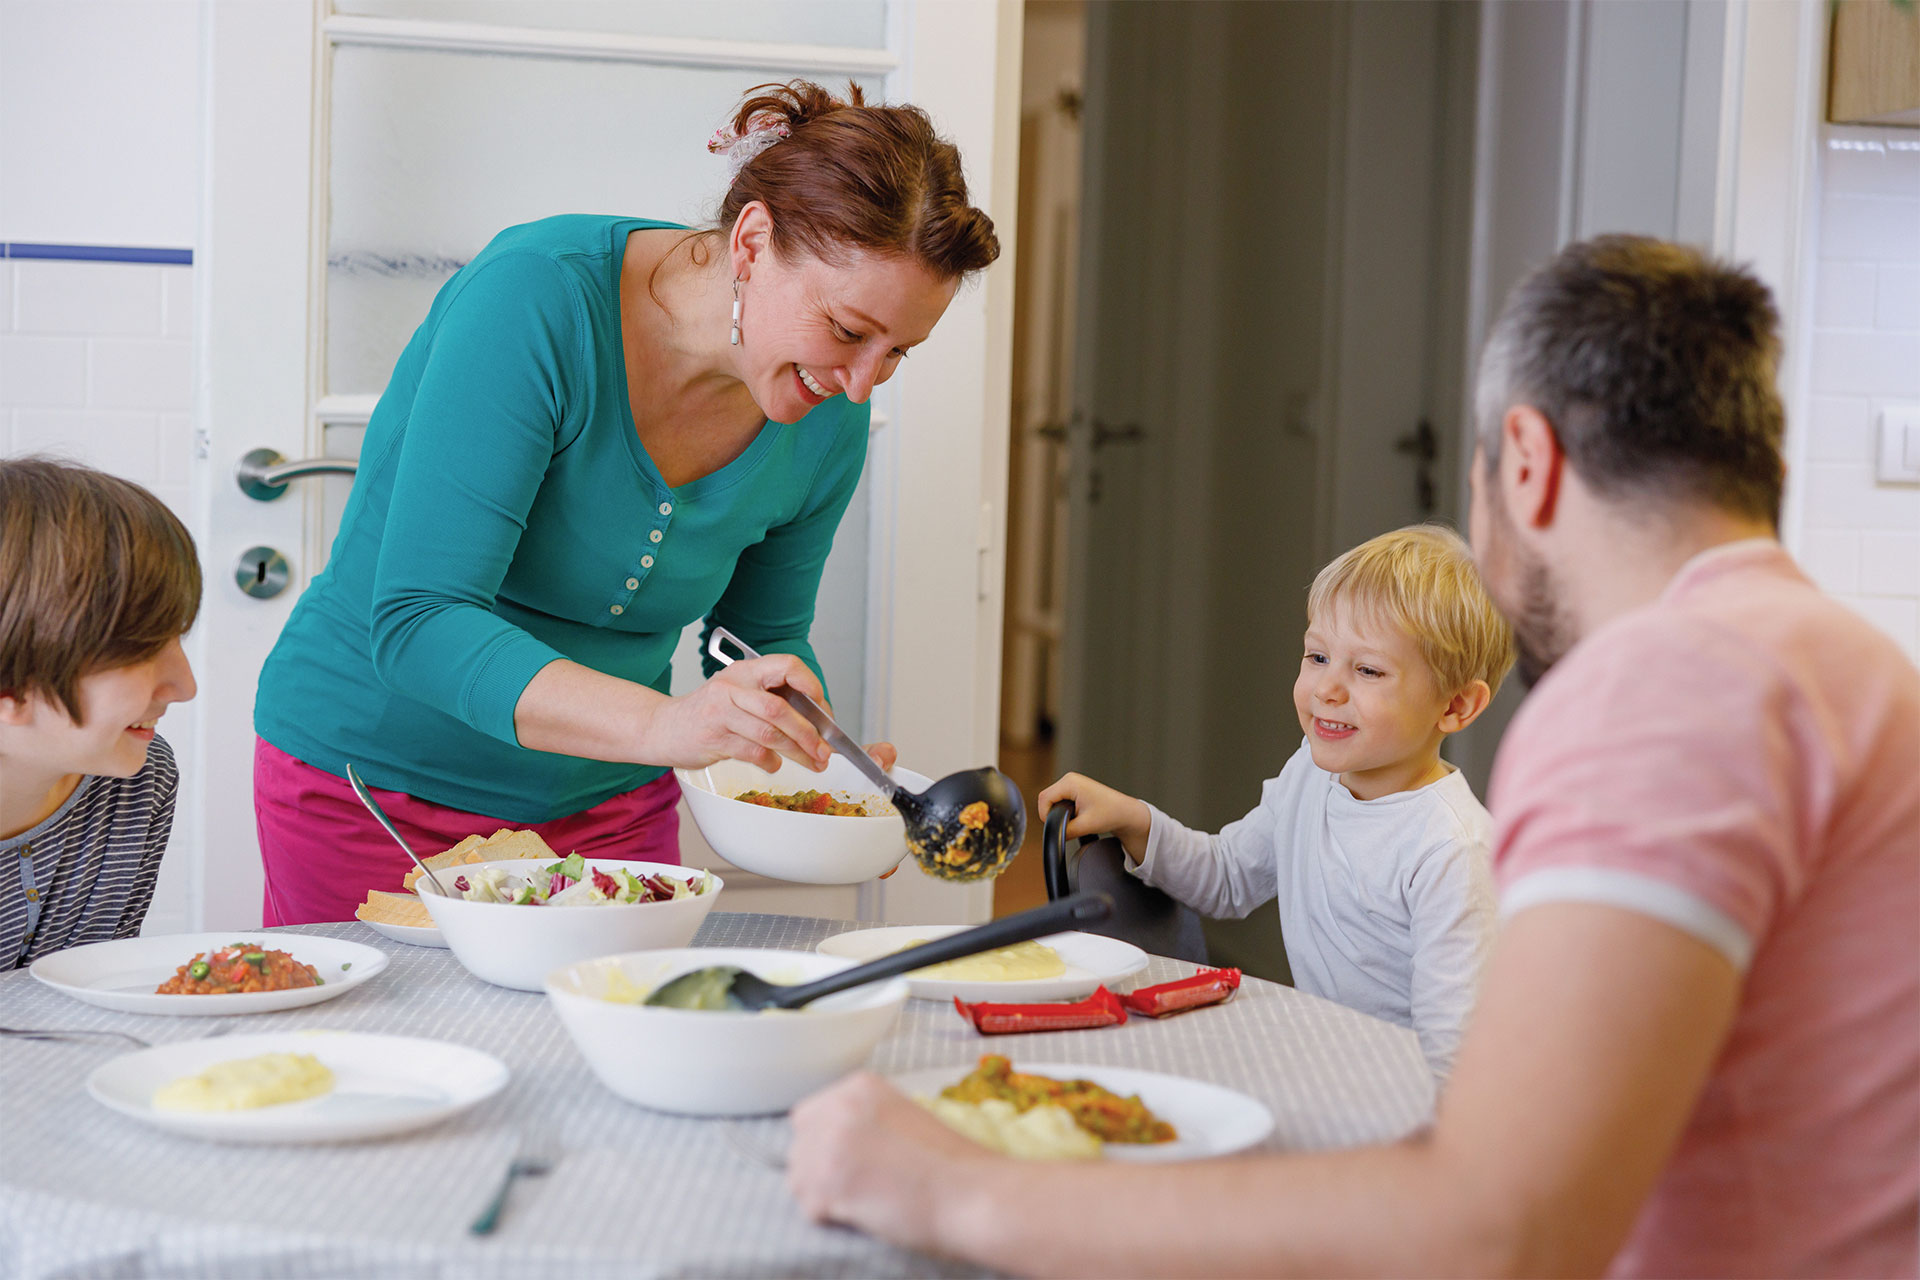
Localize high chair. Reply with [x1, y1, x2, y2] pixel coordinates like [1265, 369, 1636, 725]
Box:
[1042, 801, 1209, 965]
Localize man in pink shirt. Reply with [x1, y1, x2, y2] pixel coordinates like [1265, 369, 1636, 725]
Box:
[781, 236, 1920, 1276]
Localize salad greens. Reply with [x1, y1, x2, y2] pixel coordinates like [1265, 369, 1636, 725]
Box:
[449, 859, 711, 907]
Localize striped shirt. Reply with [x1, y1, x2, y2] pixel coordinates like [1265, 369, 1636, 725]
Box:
[1, 735, 177, 971]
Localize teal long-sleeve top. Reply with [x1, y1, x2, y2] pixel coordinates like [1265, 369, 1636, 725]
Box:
[255, 215, 867, 822]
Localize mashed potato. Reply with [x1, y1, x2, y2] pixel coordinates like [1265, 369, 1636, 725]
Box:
[918, 1096, 1103, 1160]
[905, 939, 1067, 982]
[153, 1052, 335, 1112]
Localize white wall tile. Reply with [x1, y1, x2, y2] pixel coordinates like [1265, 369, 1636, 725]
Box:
[0, 334, 87, 405]
[13, 260, 162, 335]
[1802, 461, 1920, 530]
[1823, 139, 1920, 200]
[1809, 330, 1920, 399]
[1797, 529, 1860, 593]
[10, 408, 163, 488]
[1838, 593, 1919, 663]
[90, 337, 192, 410]
[1803, 395, 1874, 463]
[0, 263, 11, 334]
[162, 268, 194, 340]
[1879, 265, 1920, 332]
[1814, 259, 1878, 327]
[159, 411, 193, 486]
[1860, 531, 1920, 598]
[1819, 195, 1920, 263]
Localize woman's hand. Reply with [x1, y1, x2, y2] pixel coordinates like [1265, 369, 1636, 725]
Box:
[786, 1072, 998, 1252]
[1036, 771, 1153, 864]
[644, 654, 837, 772]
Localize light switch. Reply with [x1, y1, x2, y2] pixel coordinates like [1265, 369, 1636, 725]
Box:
[1876, 404, 1920, 486]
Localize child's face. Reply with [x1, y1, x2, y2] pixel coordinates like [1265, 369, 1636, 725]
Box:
[1294, 602, 1452, 796]
[2, 637, 196, 779]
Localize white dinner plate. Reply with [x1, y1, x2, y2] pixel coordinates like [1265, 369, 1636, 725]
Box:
[31, 932, 389, 1015]
[815, 925, 1149, 1002]
[361, 919, 447, 949]
[87, 1031, 509, 1144]
[890, 1060, 1274, 1161]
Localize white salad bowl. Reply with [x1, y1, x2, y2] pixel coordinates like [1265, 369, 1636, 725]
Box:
[418, 858, 721, 993]
[545, 946, 908, 1116]
[675, 757, 932, 885]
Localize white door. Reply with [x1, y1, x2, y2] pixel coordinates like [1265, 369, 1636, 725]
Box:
[188, 0, 1020, 931]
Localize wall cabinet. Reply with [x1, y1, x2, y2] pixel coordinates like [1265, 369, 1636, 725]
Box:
[1829, 0, 1920, 126]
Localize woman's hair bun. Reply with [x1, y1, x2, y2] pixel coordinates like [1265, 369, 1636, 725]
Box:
[719, 79, 998, 281]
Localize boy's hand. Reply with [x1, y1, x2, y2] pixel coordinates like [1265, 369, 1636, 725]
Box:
[1035, 772, 1152, 864]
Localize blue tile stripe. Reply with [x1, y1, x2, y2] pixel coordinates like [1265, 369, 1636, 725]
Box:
[3, 242, 192, 265]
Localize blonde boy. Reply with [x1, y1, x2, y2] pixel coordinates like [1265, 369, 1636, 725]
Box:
[1041, 525, 1515, 1081]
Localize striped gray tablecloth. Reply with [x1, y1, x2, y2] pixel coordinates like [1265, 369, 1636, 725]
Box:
[0, 914, 1434, 1280]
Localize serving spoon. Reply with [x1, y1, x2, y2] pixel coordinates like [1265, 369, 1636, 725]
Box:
[644, 890, 1112, 1011]
[705, 627, 1027, 881]
[346, 763, 454, 898]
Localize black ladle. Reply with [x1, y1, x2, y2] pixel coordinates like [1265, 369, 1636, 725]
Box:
[705, 627, 1027, 881]
[643, 891, 1113, 1011]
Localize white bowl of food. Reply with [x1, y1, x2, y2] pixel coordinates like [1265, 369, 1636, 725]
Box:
[418, 857, 721, 993]
[675, 757, 931, 885]
[545, 946, 909, 1115]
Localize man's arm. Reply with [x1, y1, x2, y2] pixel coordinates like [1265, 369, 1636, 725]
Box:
[788, 902, 1740, 1277]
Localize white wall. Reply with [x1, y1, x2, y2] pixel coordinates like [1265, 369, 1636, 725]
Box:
[0, 0, 203, 934]
[1794, 126, 1920, 663]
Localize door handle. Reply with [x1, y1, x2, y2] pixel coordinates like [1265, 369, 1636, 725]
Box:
[236, 447, 358, 501]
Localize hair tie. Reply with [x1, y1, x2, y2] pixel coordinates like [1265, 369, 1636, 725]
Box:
[708, 115, 792, 183]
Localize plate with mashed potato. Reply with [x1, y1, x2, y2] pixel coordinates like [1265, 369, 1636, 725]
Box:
[86, 1031, 508, 1143]
[815, 925, 1148, 1002]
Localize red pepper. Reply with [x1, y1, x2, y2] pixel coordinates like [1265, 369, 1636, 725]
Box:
[953, 985, 1127, 1034]
[1119, 967, 1242, 1018]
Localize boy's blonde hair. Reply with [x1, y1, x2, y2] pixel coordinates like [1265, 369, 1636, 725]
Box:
[1307, 525, 1516, 698]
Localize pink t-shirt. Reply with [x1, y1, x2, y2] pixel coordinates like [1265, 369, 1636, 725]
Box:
[1490, 541, 1919, 1278]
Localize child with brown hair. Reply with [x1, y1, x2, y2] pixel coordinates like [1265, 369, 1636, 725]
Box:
[1041, 524, 1516, 1081]
[0, 458, 201, 969]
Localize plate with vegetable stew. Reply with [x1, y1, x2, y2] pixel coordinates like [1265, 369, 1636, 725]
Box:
[889, 1059, 1275, 1162]
[30, 931, 389, 1015]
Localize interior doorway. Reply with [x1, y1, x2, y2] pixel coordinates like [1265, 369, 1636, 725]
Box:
[994, 1, 1480, 982]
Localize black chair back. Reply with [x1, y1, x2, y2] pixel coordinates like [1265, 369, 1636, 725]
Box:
[1042, 801, 1209, 965]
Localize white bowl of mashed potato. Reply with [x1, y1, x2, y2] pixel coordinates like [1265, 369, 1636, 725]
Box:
[675, 757, 933, 885]
[419, 857, 722, 992]
[545, 947, 908, 1115]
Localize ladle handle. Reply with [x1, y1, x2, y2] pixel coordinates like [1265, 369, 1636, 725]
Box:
[346, 764, 451, 898]
[765, 892, 1114, 1010]
[706, 626, 904, 802]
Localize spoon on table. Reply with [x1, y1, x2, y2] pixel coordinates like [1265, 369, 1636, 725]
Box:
[644, 890, 1112, 1011]
[346, 763, 453, 898]
[705, 627, 1028, 882]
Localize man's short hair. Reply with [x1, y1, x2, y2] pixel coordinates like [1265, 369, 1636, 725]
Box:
[1308, 524, 1517, 699]
[1475, 235, 1786, 525]
[0, 458, 201, 723]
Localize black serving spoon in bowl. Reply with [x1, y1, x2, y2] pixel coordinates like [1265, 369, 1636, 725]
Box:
[705, 627, 1027, 882]
[644, 891, 1113, 1011]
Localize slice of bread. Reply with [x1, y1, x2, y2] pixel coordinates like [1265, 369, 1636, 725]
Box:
[400, 827, 561, 891]
[355, 889, 432, 928]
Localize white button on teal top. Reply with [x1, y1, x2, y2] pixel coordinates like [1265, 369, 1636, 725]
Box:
[658, 502, 673, 516]
[625, 577, 639, 590]
[641, 555, 654, 568]
[649, 530, 663, 544]
[609, 604, 624, 615]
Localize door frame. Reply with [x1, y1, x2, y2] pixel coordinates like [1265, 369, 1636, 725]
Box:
[187, 0, 1021, 930]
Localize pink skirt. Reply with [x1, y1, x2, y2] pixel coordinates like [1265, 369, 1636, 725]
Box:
[253, 736, 682, 926]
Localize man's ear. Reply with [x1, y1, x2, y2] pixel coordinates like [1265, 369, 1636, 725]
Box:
[729, 201, 773, 281]
[1438, 679, 1493, 734]
[1502, 404, 1566, 529]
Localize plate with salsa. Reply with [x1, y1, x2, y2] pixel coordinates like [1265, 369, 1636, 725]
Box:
[30, 931, 389, 1016]
[888, 1058, 1275, 1161]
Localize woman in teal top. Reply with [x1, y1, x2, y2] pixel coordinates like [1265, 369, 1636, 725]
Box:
[253, 81, 1000, 925]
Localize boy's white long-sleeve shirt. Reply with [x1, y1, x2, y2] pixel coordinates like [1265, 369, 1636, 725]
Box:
[1132, 739, 1497, 1081]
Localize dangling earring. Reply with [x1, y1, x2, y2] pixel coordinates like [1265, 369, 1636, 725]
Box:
[730, 277, 743, 346]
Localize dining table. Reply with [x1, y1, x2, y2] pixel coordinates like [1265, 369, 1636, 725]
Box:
[0, 912, 1436, 1279]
